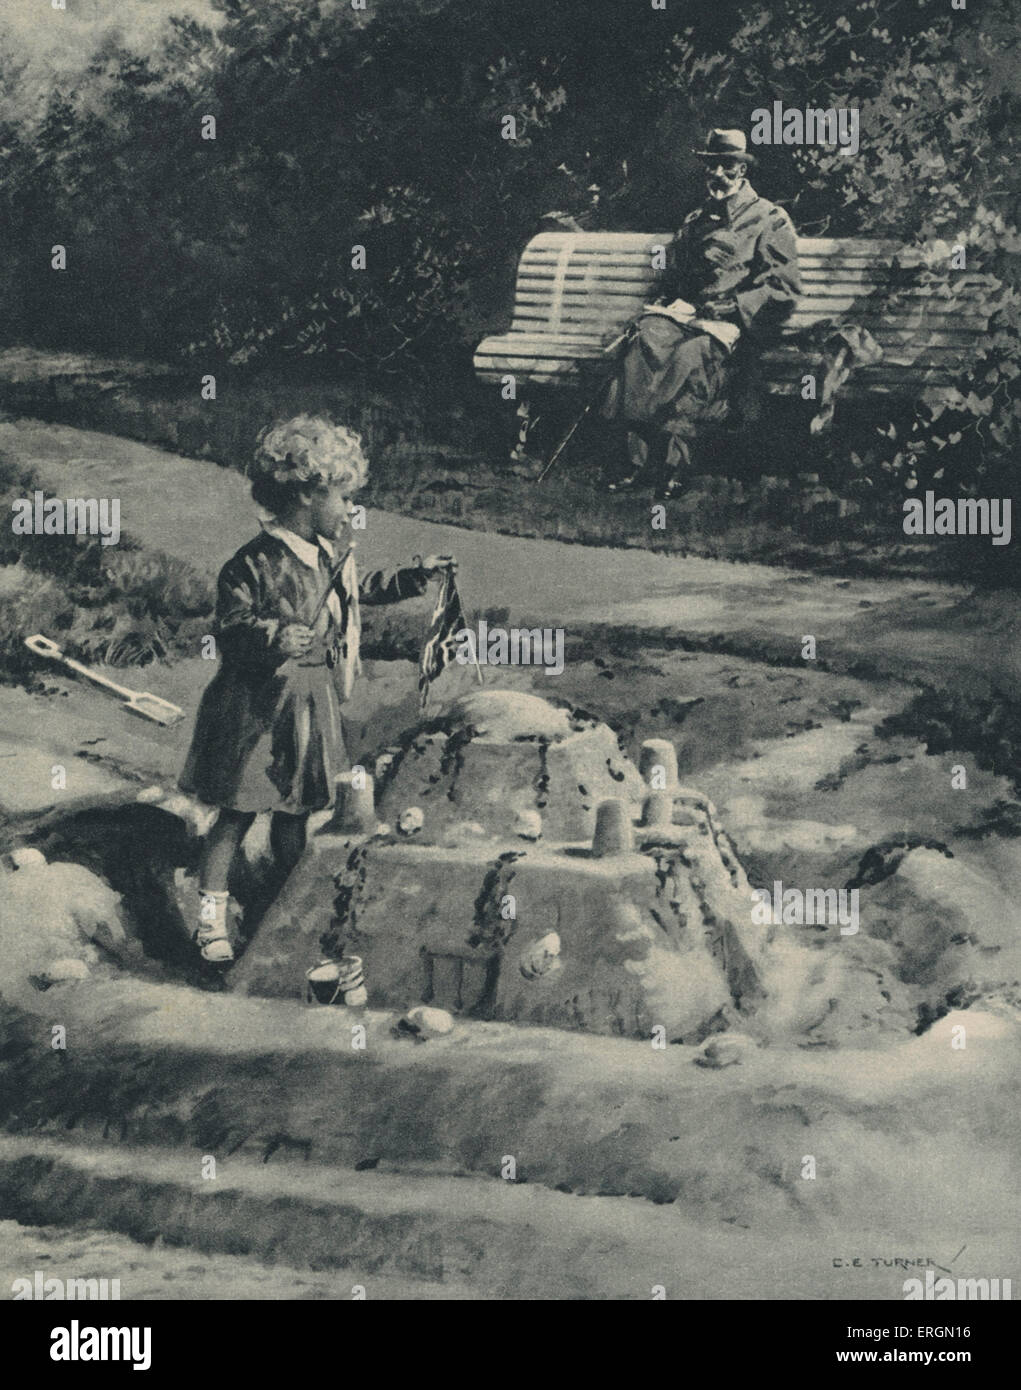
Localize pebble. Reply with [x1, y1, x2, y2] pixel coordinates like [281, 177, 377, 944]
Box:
[694, 1033, 758, 1070]
[514, 810, 543, 841]
[519, 932, 562, 980]
[397, 806, 424, 836]
[398, 1006, 454, 1039]
[40, 958, 90, 984]
[3, 847, 47, 871]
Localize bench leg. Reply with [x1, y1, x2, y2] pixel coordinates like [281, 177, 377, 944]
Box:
[509, 395, 540, 463]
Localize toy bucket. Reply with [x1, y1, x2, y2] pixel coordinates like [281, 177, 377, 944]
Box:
[305, 956, 366, 1007]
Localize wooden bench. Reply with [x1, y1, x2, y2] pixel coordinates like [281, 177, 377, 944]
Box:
[474, 231, 998, 451]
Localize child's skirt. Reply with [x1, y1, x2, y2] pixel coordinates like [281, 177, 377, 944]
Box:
[180, 657, 349, 814]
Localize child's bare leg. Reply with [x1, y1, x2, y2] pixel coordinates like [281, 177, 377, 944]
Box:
[199, 809, 256, 892]
[269, 810, 308, 882]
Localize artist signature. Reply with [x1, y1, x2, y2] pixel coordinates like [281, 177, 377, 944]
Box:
[833, 1257, 939, 1270]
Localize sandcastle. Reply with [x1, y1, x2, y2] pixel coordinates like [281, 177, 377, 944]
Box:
[231, 690, 772, 1041]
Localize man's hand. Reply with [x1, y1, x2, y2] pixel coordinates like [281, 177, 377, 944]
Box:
[277, 623, 314, 657]
[416, 554, 457, 578]
[698, 320, 741, 350]
[700, 296, 738, 320]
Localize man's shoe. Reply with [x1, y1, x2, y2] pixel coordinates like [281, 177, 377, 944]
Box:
[656, 477, 684, 501]
[607, 474, 646, 494]
[508, 452, 545, 480]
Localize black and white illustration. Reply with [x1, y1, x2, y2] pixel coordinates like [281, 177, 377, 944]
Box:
[0, 0, 1017, 1324]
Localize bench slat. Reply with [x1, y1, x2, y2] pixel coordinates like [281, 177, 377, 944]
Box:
[510, 309, 990, 333]
[517, 266, 655, 280]
[521, 247, 657, 258]
[480, 340, 975, 367]
[475, 347, 608, 364]
[526, 232, 669, 250]
[516, 279, 992, 304]
[477, 360, 958, 379]
[475, 369, 961, 394]
[489, 344, 976, 369]
[477, 334, 610, 349]
[524, 232, 908, 254]
[523, 251, 910, 269]
[782, 317, 983, 338]
[514, 285, 989, 308]
[515, 288, 651, 301]
[518, 268, 994, 291]
[797, 237, 905, 254]
[510, 305, 986, 339]
[762, 355, 961, 375]
[480, 342, 974, 369]
[788, 282, 990, 296]
[797, 267, 992, 280]
[486, 323, 984, 349]
[517, 268, 656, 283]
[512, 290, 987, 316]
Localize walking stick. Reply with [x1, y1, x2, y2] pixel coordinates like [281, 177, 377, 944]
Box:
[535, 326, 636, 484]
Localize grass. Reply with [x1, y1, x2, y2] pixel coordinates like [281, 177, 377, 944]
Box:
[0, 351, 1017, 588]
[0, 441, 433, 684]
[0, 448, 215, 683]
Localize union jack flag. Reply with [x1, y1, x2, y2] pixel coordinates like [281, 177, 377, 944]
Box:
[418, 565, 479, 709]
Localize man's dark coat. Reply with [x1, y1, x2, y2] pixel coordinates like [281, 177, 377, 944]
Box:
[602, 180, 801, 476]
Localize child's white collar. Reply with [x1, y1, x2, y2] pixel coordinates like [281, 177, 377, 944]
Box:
[259, 515, 335, 570]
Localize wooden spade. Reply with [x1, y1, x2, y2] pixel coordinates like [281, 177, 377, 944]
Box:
[24, 633, 185, 727]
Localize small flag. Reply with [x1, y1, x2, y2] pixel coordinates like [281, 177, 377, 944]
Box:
[418, 566, 478, 708]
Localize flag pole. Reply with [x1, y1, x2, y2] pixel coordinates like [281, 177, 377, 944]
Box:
[309, 542, 355, 626]
[471, 619, 484, 686]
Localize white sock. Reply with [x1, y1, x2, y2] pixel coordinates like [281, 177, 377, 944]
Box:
[198, 888, 229, 937]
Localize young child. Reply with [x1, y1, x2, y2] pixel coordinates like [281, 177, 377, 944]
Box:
[180, 415, 452, 963]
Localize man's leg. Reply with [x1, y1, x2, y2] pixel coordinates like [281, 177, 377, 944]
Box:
[649, 431, 692, 500]
[654, 335, 732, 499]
[607, 429, 651, 492]
[602, 318, 686, 490]
[603, 321, 727, 493]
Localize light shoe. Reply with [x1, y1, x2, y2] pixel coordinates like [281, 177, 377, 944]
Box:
[606, 473, 646, 493]
[195, 889, 234, 964]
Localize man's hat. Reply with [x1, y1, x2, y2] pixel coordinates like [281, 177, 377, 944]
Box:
[692, 129, 756, 165]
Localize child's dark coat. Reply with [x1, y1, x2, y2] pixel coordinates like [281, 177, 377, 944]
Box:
[180, 529, 426, 813]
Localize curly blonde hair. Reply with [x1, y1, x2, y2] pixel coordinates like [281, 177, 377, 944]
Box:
[249, 415, 368, 514]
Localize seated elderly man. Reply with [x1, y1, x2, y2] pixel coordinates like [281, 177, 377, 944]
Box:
[602, 129, 800, 499]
